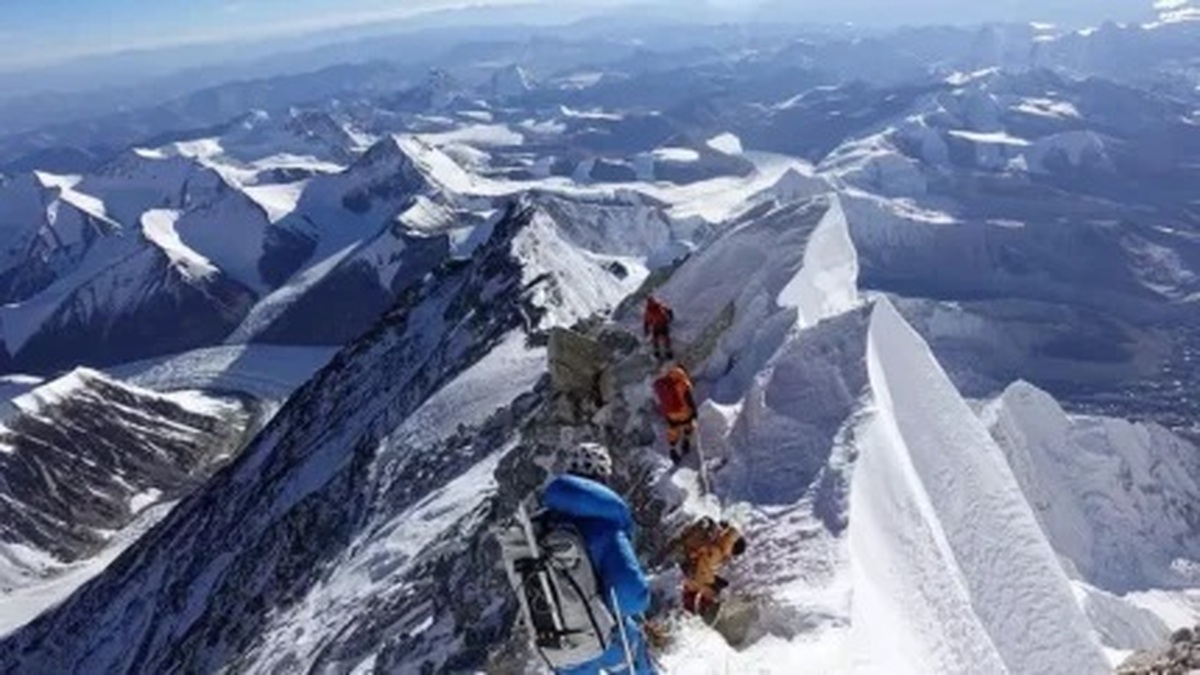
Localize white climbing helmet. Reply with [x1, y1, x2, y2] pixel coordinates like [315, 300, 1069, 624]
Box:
[562, 442, 613, 481]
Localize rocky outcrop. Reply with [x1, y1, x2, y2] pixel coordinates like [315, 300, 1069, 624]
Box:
[1120, 626, 1200, 674]
[547, 327, 611, 423]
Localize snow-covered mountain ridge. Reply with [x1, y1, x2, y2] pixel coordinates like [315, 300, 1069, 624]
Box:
[2, 21, 1197, 419]
[0, 108, 771, 373]
[0, 15, 1198, 674]
[0, 368, 250, 637]
[1, 181, 1195, 673]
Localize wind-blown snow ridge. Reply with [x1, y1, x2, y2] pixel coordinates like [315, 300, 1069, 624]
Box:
[855, 300, 1110, 675]
[652, 193, 858, 400]
[778, 195, 859, 328]
[983, 382, 1200, 594]
[658, 291, 1115, 673]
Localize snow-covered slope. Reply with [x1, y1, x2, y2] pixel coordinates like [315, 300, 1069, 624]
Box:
[983, 381, 1200, 593]
[159, 108, 358, 172]
[646, 193, 855, 396]
[642, 195, 1109, 672]
[0, 368, 246, 559]
[0, 201, 640, 673]
[0, 368, 248, 636]
[169, 187, 275, 294]
[0, 234, 257, 372]
[221, 135, 479, 345]
[0, 99, 815, 374]
[2, 21, 1199, 673]
[0, 171, 120, 304]
[850, 301, 1109, 674]
[0, 184, 1159, 674]
[225, 138, 699, 346]
[79, 151, 230, 226]
[0, 152, 280, 371]
[661, 300, 1111, 674]
[0, 132, 467, 368]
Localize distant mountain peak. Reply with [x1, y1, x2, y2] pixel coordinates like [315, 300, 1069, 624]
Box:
[490, 64, 536, 99]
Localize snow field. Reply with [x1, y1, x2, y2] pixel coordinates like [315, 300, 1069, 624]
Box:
[141, 209, 219, 281]
[110, 344, 337, 403]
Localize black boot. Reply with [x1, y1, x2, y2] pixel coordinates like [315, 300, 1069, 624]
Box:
[700, 598, 722, 625]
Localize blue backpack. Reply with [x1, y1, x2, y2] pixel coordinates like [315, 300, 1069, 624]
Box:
[499, 502, 618, 670]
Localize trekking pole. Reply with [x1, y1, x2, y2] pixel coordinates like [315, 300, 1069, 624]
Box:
[694, 422, 711, 496]
[610, 589, 638, 674]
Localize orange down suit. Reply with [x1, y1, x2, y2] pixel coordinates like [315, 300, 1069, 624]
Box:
[675, 520, 744, 614]
[653, 365, 696, 446]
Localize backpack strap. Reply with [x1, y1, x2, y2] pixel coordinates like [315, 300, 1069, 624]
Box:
[525, 513, 614, 645]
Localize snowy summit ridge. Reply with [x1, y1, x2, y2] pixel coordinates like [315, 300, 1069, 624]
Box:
[0, 183, 1178, 674]
[0, 14, 1198, 675]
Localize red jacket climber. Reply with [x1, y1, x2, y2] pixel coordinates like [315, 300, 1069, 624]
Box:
[643, 296, 675, 362]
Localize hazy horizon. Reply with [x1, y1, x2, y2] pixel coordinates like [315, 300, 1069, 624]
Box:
[0, 0, 1178, 109]
[0, 0, 1168, 73]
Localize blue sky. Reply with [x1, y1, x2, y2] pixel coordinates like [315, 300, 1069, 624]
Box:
[0, 0, 534, 69]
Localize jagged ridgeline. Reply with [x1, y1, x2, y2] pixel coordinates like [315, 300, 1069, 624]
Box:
[4, 179, 1191, 674]
[0, 198, 644, 672]
[0, 15, 1199, 671]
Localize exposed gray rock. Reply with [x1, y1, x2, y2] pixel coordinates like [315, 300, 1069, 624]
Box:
[0, 369, 250, 563]
[1121, 624, 1200, 675]
[548, 327, 611, 415]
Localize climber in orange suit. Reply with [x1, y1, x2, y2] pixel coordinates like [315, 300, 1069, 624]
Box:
[673, 517, 747, 623]
[653, 362, 697, 466]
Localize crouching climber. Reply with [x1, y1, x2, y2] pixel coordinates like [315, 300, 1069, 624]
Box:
[643, 296, 675, 363]
[500, 443, 658, 674]
[672, 517, 747, 624]
[653, 362, 697, 466]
